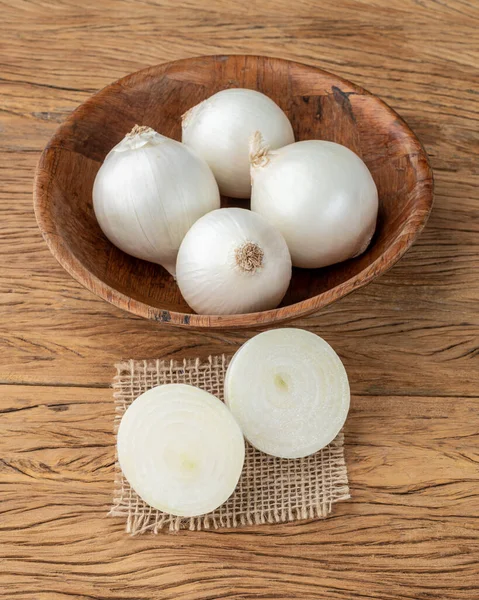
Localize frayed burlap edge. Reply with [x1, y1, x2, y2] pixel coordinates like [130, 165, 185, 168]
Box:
[109, 356, 350, 534]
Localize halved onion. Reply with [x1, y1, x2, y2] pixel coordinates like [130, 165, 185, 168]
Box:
[117, 384, 245, 517]
[224, 329, 350, 459]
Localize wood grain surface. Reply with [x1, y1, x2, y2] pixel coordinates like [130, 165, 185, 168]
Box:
[1, 0, 478, 598]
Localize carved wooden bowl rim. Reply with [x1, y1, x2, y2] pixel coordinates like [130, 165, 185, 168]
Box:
[34, 55, 434, 329]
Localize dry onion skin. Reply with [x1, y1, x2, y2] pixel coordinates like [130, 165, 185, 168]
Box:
[250, 134, 378, 269]
[117, 384, 245, 517]
[224, 329, 350, 459]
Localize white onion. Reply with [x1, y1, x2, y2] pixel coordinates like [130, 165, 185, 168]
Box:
[182, 89, 294, 198]
[93, 125, 220, 276]
[117, 384, 245, 517]
[250, 135, 378, 268]
[224, 328, 350, 459]
[176, 208, 292, 315]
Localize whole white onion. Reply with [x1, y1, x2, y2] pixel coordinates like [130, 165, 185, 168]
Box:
[93, 125, 220, 276]
[181, 89, 294, 198]
[176, 208, 292, 315]
[250, 135, 378, 268]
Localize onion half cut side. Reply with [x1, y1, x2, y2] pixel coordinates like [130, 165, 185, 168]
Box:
[224, 329, 350, 459]
[117, 384, 245, 517]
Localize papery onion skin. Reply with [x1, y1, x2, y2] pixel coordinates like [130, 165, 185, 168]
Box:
[176, 208, 292, 315]
[93, 126, 220, 277]
[224, 328, 350, 459]
[250, 138, 378, 269]
[117, 384, 245, 517]
[182, 89, 295, 198]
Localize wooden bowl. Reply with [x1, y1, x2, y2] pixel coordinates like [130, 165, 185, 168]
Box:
[34, 55, 433, 329]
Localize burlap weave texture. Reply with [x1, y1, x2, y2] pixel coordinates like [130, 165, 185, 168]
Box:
[110, 355, 350, 533]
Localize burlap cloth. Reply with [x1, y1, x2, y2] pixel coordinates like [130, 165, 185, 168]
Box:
[109, 355, 350, 534]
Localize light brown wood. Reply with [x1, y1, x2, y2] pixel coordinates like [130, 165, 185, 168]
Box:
[2, 386, 478, 599]
[34, 55, 433, 328]
[1, 0, 478, 598]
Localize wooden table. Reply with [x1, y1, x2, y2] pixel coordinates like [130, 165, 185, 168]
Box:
[2, 1, 478, 598]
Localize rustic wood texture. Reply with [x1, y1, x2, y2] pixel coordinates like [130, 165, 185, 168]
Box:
[34, 55, 433, 328]
[1, 0, 478, 598]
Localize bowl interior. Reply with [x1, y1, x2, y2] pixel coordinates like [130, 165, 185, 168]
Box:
[35, 55, 433, 328]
